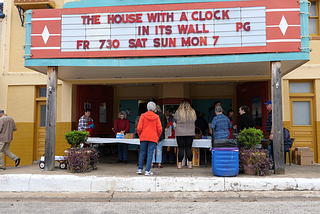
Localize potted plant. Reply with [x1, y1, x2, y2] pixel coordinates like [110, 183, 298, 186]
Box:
[65, 130, 89, 148]
[239, 148, 271, 176]
[66, 147, 99, 173]
[238, 128, 271, 176]
[238, 127, 263, 149]
[64, 131, 98, 173]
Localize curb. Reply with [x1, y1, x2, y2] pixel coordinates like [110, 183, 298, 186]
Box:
[1, 174, 320, 192]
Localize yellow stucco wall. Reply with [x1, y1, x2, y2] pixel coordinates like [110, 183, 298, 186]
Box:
[1, 0, 73, 166]
[283, 39, 320, 163]
[7, 85, 36, 121]
[1, 0, 319, 164]
[282, 80, 290, 122]
[161, 83, 188, 98]
[315, 80, 320, 121]
[4, 122, 34, 166]
[3, 84, 72, 165]
[56, 122, 72, 156]
[4, 122, 72, 166]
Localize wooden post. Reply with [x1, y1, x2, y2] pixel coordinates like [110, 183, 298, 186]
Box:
[44, 66, 58, 171]
[271, 62, 285, 174]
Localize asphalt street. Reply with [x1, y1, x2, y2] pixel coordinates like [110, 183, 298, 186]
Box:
[1, 191, 320, 213]
[1, 200, 319, 214]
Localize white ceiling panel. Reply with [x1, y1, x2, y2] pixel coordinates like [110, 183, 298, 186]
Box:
[27, 59, 307, 82]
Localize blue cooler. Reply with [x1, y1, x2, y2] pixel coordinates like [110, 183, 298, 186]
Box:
[211, 148, 239, 177]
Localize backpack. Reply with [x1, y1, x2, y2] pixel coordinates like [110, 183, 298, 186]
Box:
[283, 127, 292, 150]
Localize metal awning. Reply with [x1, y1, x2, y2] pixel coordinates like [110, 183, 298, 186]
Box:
[14, 0, 55, 10]
[25, 54, 308, 82]
[14, 0, 55, 26]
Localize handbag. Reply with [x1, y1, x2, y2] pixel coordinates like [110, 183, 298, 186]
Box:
[194, 127, 202, 139]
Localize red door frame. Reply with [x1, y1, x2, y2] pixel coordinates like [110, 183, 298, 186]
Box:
[236, 81, 269, 135]
[76, 85, 114, 136]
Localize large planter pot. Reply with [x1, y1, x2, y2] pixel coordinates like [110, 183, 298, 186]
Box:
[243, 166, 257, 175]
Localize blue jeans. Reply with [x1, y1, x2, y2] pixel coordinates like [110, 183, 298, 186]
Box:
[152, 139, 164, 163]
[138, 141, 156, 172]
[162, 146, 175, 163]
[118, 144, 128, 161]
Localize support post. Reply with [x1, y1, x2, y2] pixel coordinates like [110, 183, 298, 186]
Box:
[44, 66, 58, 171]
[271, 62, 285, 174]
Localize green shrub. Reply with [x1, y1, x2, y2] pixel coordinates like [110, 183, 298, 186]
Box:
[238, 127, 263, 149]
[65, 130, 89, 148]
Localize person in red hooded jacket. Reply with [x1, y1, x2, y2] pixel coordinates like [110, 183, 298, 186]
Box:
[136, 101, 162, 176]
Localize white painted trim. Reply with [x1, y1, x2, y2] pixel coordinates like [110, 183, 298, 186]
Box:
[31, 18, 61, 21]
[266, 9, 300, 12]
[267, 25, 300, 28]
[31, 34, 61, 36]
[31, 47, 61, 50]
[267, 39, 301, 43]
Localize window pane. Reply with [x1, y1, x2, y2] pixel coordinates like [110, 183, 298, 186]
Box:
[292, 101, 311, 125]
[40, 105, 46, 127]
[309, 18, 318, 34]
[99, 102, 107, 123]
[309, 1, 317, 16]
[39, 88, 47, 97]
[289, 82, 311, 93]
[84, 101, 91, 110]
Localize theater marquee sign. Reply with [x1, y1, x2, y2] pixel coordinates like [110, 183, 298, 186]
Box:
[28, 1, 301, 58]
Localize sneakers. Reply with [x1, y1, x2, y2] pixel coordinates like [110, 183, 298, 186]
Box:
[137, 169, 153, 176]
[145, 171, 153, 176]
[0, 166, 6, 170]
[15, 158, 20, 167]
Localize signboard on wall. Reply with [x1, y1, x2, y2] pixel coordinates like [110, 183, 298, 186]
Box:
[29, 0, 301, 58]
[61, 7, 266, 51]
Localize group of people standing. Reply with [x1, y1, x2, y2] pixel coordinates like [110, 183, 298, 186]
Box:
[207, 101, 255, 141]
[136, 100, 197, 175]
[77, 100, 258, 176]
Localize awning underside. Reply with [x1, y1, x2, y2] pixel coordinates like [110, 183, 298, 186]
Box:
[26, 59, 307, 82]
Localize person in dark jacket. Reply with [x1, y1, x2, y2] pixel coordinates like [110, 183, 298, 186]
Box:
[208, 101, 221, 135]
[264, 100, 273, 159]
[151, 105, 167, 168]
[227, 109, 234, 139]
[114, 111, 130, 163]
[239, 106, 254, 131]
[195, 111, 208, 136]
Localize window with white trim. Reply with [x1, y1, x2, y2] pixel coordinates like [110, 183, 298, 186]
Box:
[309, 0, 319, 35]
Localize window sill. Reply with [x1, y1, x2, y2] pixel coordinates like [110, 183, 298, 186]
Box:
[311, 36, 320, 40]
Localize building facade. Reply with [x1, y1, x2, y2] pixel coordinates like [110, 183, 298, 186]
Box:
[0, 0, 316, 167]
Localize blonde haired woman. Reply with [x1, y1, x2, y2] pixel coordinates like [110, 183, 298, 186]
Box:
[174, 100, 196, 169]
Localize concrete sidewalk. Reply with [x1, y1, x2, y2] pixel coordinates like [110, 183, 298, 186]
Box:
[1, 156, 320, 192]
